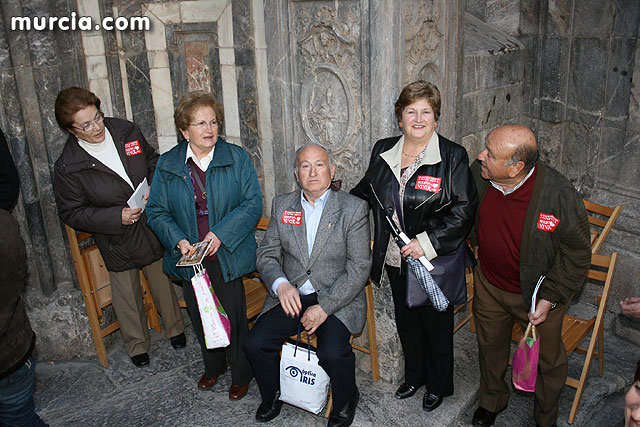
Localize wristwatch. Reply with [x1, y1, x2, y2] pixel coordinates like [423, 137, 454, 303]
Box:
[548, 301, 557, 310]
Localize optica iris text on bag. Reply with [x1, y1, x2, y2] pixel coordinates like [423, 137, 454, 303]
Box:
[285, 366, 317, 385]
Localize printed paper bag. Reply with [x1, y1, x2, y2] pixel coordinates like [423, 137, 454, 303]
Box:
[191, 264, 231, 349]
[512, 322, 539, 392]
[279, 341, 330, 414]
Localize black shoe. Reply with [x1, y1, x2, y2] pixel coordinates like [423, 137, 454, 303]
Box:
[256, 391, 283, 423]
[472, 407, 499, 426]
[328, 388, 359, 427]
[131, 353, 149, 367]
[395, 382, 418, 399]
[170, 333, 186, 349]
[422, 392, 443, 412]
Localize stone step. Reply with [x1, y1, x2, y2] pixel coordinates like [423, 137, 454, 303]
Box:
[32, 313, 635, 426]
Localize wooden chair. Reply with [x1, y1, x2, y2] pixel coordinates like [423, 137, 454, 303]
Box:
[65, 225, 162, 368]
[583, 199, 621, 254]
[511, 252, 618, 424]
[454, 266, 476, 333]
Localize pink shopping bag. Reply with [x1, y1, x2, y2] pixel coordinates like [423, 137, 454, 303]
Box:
[512, 322, 539, 392]
[191, 264, 231, 349]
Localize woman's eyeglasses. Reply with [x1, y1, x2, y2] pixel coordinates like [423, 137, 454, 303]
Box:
[190, 119, 218, 131]
[72, 112, 105, 132]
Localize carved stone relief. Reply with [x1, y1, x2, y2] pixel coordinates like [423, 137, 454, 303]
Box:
[185, 41, 213, 92]
[293, 3, 367, 186]
[402, 0, 444, 84]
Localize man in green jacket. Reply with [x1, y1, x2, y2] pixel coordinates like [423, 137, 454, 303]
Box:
[468, 125, 591, 427]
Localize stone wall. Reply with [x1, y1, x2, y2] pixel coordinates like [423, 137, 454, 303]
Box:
[460, 13, 525, 162]
[465, 0, 640, 344]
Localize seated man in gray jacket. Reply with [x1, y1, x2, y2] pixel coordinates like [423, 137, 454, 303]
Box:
[244, 144, 372, 427]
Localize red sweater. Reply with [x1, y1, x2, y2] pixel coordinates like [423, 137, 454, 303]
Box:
[477, 168, 537, 293]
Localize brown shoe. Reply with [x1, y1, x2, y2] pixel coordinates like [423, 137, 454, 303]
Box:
[229, 383, 249, 400]
[198, 372, 221, 390]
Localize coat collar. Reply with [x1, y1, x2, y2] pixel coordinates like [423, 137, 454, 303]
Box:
[308, 190, 340, 266]
[161, 137, 234, 175]
[380, 132, 441, 182]
[289, 192, 309, 262]
[57, 118, 129, 179]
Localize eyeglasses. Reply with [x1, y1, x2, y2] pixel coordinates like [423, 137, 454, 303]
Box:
[190, 119, 218, 131]
[71, 112, 105, 132]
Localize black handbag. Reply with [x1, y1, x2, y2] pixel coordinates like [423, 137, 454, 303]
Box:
[389, 177, 467, 308]
[405, 242, 467, 308]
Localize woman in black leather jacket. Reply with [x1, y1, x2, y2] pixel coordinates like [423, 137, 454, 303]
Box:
[351, 81, 477, 411]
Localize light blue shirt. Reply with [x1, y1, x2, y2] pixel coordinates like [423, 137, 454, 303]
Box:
[272, 188, 332, 296]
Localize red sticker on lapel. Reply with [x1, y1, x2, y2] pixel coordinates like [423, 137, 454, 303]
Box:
[125, 140, 142, 156]
[537, 213, 560, 231]
[415, 175, 441, 192]
[281, 210, 302, 225]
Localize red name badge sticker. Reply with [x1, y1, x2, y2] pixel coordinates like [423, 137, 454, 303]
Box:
[537, 213, 560, 232]
[415, 175, 442, 193]
[125, 140, 142, 156]
[281, 210, 302, 225]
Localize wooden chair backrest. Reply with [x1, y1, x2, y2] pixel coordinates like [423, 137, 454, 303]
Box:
[65, 225, 111, 320]
[583, 200, 622, 254]
[562, 252, 617, 350]
[512, 252, 617, 343]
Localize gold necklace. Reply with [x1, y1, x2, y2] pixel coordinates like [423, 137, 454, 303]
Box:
[402, 151, 420, 158]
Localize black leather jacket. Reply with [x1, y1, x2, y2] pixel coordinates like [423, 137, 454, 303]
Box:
[351, 134, 478, 284]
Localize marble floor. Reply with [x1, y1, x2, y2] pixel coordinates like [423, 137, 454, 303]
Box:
[33, 312, 637, 427]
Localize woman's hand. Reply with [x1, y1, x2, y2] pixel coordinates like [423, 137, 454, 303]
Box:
[121, 207, 142, 225]
[401, 238, 425, 260]
[177, 239, 195, 256]
[203, 231, 221, 256]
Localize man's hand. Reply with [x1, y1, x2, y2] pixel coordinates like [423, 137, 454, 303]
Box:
[528, 299, 553, 326]
[620, 297, 640, 318]
[203, 231, 221, 256]
[277, 282, 302, 318]
[400, 238, 425, 260]
[301, 304, 328, 335]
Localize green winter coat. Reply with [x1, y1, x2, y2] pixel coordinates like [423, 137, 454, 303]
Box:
[146, 138, 262, 283]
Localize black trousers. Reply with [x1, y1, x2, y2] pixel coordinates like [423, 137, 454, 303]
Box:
[243, 293, 356, 411]
[182, 259, 253, 386]
[386, 265, 454, 397]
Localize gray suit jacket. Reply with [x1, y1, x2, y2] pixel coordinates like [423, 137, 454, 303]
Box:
[256, 189, 372, 334]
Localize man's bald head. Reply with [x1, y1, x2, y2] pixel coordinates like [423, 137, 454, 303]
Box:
[487, 125, 539, 173]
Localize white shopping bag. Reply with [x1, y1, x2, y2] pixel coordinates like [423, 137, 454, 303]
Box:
[279, 332, 330, 414]
[191, 264, 231, 349]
